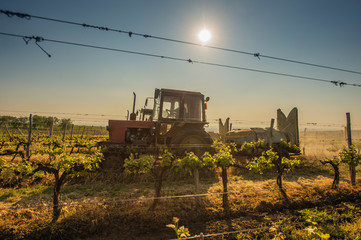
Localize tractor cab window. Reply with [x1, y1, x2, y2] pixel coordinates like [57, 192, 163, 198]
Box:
[183, 95, 203, 121]
[161, 96, 180, 119]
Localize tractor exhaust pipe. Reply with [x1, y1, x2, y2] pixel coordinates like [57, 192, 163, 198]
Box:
[129, 92, 137, 120]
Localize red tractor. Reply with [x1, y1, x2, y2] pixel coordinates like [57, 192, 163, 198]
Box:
[100, 88, 213, 169]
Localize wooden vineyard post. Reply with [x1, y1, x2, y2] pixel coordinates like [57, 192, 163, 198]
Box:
[62, 122, 67, 141]
[5, 124, 13, 140]
[26, 114, 32, 158]
[17, 128, 24, 136]
[70, 124, 74, 140]
[81, 126, 86, 138]
[303, 128, 307, 155]
[49, 118, 54, 138]
[268, 118, 275, 148]
[194, 168, 200, 200]
[219, 118, 230, 213]
[346, 113, 356, 186]
[89, 126, 93, 137]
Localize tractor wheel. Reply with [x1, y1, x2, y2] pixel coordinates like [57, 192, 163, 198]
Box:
[172, 129, 212, 144]
[171, 129, 212, 155]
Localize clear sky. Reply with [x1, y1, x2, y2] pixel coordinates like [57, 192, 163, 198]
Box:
[1, 0, 361, 130]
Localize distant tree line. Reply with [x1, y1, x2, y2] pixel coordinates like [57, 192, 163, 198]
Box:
[0, 115, 72, 129]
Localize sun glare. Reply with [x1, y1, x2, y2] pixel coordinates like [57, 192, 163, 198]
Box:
[198, 28, 212, 43]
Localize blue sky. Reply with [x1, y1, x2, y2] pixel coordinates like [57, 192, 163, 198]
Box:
[1, 0, 361, 130]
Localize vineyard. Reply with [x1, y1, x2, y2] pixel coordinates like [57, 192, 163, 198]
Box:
[1, 128, 361, 239]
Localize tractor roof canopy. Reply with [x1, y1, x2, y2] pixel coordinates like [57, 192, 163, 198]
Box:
[152, 88, 207, 122]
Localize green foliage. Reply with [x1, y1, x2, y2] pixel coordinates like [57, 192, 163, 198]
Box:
[278, 140, 301, 154]
[0, 115, 69, 129]
[354, 140, 361, 153]
[341, 202, 360, 218]
[35, 147, 102, 175]
[210, 140, 236, 168]
[239, 139, 267, 158]
[0, 136, 9, 150]
[36, 146, 65, 159]
[265, 215, 288, 240]
[246, 141, 300, 190]
[281, 156, 300, 173]
[172, 148, 226, 174]
[236, 232, 253, 240]
[300, 208, 331, 239]
[32, 115, 58, 128]
[172, 152, 203, 174]
[299, 208, 329, 222]
[246, 140, 300, 175]
[273, 140, 301, 160]
[166, 217, 190, 239]
[33, 136, 103, 175]
[172, 140, 237, 173]
[0, 157, 37, 178]
[52, 153, 100, 174]
[124, 149, 174, 174]
[159, 149, 173, 168]
[42, 137, 64, 150]
[0, 115, 28, 128]
[59, 118, 72, 129]
[247, 149, 277, 174]
[124, 154, 154, 174]
[339, 144, 361, 166]
[304, 225, 330, 240]
[68, 137, 97, 154]
[201, 152, 217, 170]
[328, 156, 341, 165]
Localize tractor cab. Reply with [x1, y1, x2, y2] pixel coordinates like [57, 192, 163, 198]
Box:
[149, 88, 211, 145]
[151, 88, 207, 122]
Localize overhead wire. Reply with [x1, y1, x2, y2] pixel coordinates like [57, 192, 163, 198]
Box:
[0, 32, 360, 88]
[1, 9, 361, 75]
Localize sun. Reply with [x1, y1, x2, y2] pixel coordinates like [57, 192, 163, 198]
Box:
[198, 28, 212, 43]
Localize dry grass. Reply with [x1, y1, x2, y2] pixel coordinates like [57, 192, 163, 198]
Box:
[300, 129, 361, 158]
[2, 130, 361, 239]
[2, 164, 361, 239]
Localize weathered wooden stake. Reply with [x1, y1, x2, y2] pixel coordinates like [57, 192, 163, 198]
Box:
[26, 114, 32, 158]
[49, 118, 54, 138]
[268, 118, 275, 148]
[194, 169, 200, 196]
[70, 124, 74, 140]
[62, 123, 67, 141]
[346, 112, 356, 186]
[5, 124, 13, 140]
[88, 126, 93, 137]
[81, 126, 86, 138]
[303, 128, 307, 155]
[17, 128, 24, 136]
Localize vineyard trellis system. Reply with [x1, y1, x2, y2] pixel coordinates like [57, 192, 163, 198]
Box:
[1, 112, 361, 239]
